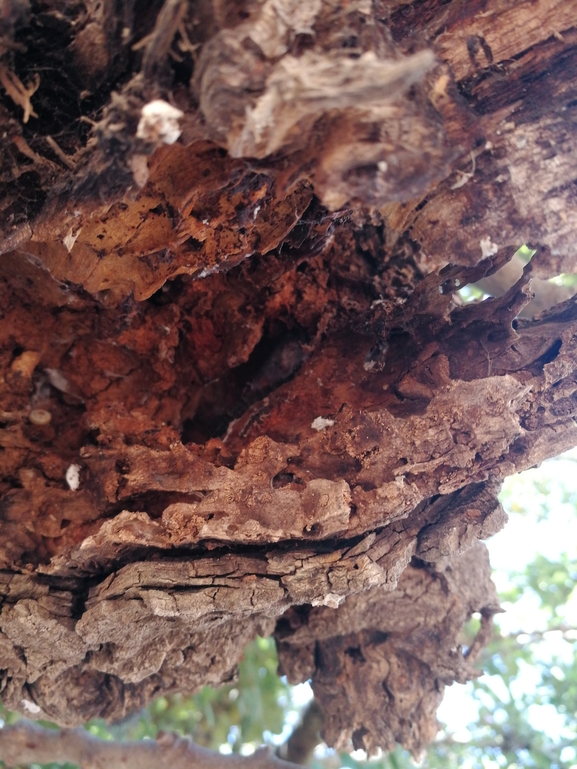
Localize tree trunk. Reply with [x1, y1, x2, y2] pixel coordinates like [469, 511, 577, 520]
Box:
[0, 0, 576, 758]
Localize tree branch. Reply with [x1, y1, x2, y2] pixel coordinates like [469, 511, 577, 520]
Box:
[496, 624, 577, 643]
[0, 722, 304, 769]
[278, 700, 323, 766]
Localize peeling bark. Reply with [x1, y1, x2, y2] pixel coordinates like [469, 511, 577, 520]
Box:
[0, 0, 576, 759]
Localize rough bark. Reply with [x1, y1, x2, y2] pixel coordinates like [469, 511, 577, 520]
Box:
[0, 0, 576, 759]
[277, 541, 499, 757]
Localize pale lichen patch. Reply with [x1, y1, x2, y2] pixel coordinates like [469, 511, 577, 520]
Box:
[137, 100, 183, 145]
[311, 416, 335, 431]
[66, 464, 81, 491]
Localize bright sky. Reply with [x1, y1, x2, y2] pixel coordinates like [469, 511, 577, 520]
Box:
[438, 447, 577, 743]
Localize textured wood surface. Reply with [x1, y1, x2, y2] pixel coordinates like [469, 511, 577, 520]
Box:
[0, 0, 576, 756]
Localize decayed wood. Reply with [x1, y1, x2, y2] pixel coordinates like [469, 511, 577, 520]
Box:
[277, 542, 500, 756]
[0, 0, 576, 758]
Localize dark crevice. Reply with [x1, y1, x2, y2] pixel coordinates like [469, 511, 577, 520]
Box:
[181, 321, 311, 444]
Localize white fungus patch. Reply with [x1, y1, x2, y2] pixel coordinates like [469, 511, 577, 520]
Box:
[480, 236, 499, 258]
[136, 100, 184, 145]
[45, 367, 70, 393]
[197, 265, 219, 279]
[21, 699, 41, 714]
[311, 416, 335, 431]
[66, 464, 81, 491]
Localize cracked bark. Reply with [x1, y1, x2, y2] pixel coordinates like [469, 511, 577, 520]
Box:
[0, 0, 576, 760]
